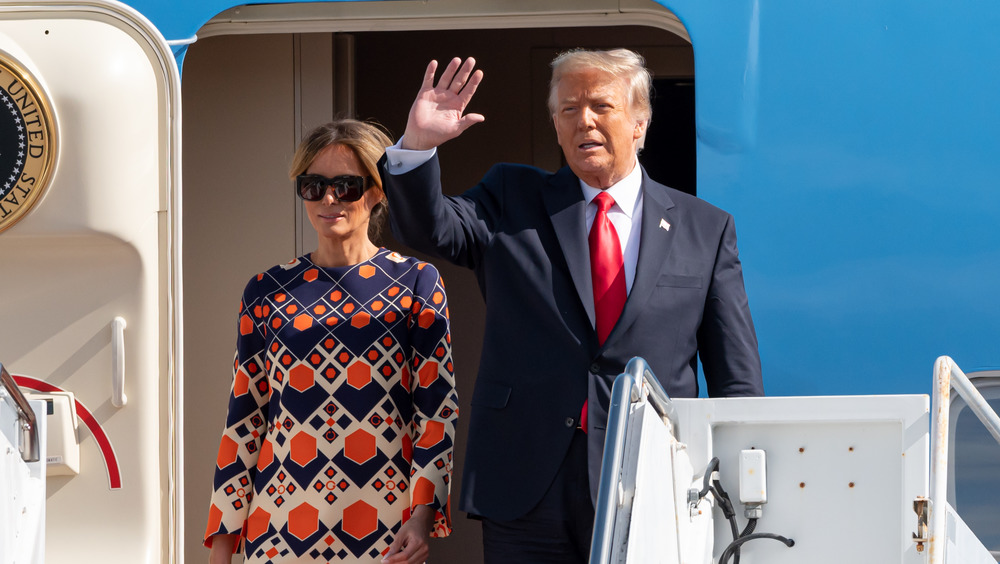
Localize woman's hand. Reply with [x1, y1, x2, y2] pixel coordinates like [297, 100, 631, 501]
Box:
[207, 534, 238, 564]
[382, 505, 435, 564]
[401, 57, 485, 151]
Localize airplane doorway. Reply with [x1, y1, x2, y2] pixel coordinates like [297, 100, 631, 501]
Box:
[641, 78, 697, 195]
[182, 21, 693, 564]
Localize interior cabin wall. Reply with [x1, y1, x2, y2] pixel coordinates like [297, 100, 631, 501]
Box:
[181, 33, 300, 560]
[182, 25, 690, 564]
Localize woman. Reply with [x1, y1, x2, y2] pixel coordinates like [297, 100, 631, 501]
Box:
[204, 119, 458, 564]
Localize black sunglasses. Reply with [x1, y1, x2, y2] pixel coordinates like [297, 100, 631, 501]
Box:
[295, 174, 373, 202]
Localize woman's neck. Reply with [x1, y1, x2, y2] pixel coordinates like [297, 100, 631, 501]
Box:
[310, 238, 379, 267]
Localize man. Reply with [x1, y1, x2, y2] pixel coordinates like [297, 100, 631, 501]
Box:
[380, 49, 763, 563]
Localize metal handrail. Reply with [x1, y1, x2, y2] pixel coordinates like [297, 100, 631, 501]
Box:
[111, 316, 128, 407]
[589, 357, 677, 564]
[0, 361, 40, 463]
[928, 356, 1000, 564]
[626, 357, 678, 431]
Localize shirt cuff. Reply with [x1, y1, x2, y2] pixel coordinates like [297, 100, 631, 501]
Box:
[384, 137, 436, 175]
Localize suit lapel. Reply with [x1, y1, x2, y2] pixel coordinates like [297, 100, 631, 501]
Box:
[542, 167, 595, 327]
[603, 172, 677, 347]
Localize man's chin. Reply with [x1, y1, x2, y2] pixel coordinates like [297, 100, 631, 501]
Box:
[569, 158, 608, 175]
[569, 159, 606, 174]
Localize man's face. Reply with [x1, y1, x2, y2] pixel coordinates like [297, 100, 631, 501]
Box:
[552, 68, 646, 188]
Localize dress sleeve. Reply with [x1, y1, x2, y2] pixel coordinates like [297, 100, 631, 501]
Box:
[204, 274, 271, 548]
[405, 262, 459, 538]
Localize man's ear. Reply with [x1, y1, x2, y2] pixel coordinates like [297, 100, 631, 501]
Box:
[633, 119, 648, 140]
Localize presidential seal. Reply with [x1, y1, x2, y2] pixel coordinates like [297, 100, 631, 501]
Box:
[0, 49, 56, 234]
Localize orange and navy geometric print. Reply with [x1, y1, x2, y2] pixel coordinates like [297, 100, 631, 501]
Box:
[204, 249, 458, 563]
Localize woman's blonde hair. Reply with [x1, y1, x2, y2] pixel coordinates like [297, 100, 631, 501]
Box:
[290, 119, 394, 241]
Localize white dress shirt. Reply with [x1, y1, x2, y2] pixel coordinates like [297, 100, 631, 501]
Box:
[581, 164, 643, 294]
[384, 140, 435, 174]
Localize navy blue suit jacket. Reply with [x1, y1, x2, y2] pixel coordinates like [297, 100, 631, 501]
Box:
[380, 154, 763, 521]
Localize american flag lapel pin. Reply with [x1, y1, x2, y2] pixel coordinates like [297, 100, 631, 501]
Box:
[659, 218, 671, 232]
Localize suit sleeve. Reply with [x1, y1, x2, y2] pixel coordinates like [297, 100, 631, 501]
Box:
[405, 262, 459, 537]
[380, 153, 503, 270]
[698, 214, 765, 397]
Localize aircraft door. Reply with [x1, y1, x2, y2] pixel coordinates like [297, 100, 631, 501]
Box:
[0, 2, 181, 562]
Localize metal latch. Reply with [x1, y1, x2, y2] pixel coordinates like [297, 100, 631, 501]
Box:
[912, 496, 929, 553]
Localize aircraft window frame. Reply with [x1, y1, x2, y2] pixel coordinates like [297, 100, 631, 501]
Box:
[946, 369, 1000, 559]
[196, 0, 690, 44]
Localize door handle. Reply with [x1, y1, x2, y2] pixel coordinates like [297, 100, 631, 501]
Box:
[111, 316, 127, 407]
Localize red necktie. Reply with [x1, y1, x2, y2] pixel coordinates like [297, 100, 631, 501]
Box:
[589, 191, 627, 345]
[581, 191, 626, 432]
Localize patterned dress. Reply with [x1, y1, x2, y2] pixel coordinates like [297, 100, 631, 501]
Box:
[204, 249, 458, 563]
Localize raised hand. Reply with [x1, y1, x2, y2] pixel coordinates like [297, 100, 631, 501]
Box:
[401, 57, 485, 151]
